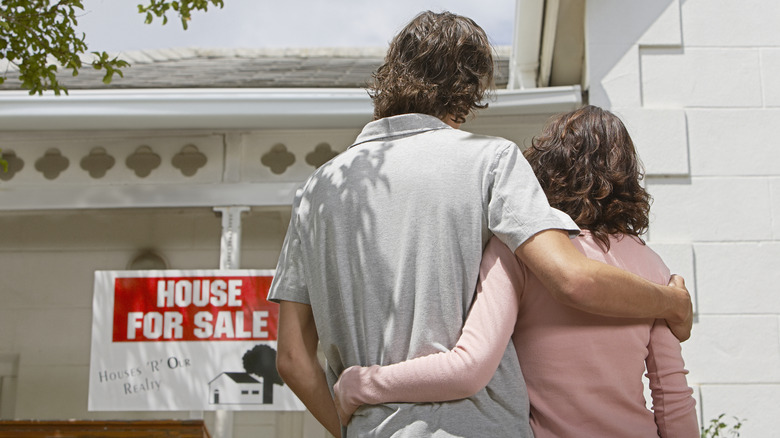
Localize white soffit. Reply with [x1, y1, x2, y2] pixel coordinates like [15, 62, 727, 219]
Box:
[0, 86, 581, 131]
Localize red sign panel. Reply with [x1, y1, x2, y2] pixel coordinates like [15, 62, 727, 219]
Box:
[112, 276, 278, 342]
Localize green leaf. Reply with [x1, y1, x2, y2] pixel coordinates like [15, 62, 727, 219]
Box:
[0, 149, 8, 173]
[1, 0, 218, 93]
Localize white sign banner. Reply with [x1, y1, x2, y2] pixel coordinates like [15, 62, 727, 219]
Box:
[88, 269, 305, 411]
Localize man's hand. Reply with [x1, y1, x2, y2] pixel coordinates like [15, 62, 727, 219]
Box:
[665, 274, 694, 342]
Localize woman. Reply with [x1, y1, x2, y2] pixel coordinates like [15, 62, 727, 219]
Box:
[333, 105, 699, 437]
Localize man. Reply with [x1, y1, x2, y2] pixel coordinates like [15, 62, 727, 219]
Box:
[268, 11, 692, 438]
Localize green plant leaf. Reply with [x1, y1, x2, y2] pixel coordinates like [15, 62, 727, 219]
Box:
[1, 0, 221, 93]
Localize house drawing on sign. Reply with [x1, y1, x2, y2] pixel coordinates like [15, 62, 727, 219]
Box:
[208, 372, 263, 405]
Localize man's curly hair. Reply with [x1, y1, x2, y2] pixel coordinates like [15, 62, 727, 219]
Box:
[524, 105, 652, 250]
[370, 11, 494, 124]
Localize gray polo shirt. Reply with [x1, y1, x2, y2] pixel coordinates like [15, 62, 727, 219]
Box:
[269, 113, 578, 437]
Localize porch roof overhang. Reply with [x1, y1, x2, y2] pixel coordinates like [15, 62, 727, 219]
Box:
[0, 85, 581, 131]
[0, 86, 581, 211]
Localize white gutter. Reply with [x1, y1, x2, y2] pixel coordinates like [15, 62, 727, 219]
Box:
[487, 85, 580, 115]
[0, 86, 581, 131]
[0, 88, 374, 131]
[508, 0, 545, 89]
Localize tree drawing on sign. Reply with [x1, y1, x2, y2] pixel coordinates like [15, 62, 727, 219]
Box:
[242, 344, 284, 404]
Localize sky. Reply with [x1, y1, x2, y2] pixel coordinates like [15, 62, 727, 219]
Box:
[76, 0, 517, 52]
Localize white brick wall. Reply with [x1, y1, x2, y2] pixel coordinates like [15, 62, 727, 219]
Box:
[641, 48, 763, 108]
[687, 110, 780, 176]
[772, 178, 780, 238]
[647, 177, 772, 242]
[761, 49, 780, 107]
[589, 1, 780, 435]
[681, 0, 780, 47]
[694, 243, 780, 314]
[587, 44, 642, 107]
[613, 108, 689, 175]
[683, 316, 780, 383]
[697, 384, 779, 436]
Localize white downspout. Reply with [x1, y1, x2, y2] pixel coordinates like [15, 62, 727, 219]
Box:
[508, 0, 545, 89]
[538, 0, 560, 87]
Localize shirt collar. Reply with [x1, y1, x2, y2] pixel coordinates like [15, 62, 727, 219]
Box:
[351, 113, 452, 148]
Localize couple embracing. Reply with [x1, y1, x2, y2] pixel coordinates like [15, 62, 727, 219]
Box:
[269, 10, 697, 438]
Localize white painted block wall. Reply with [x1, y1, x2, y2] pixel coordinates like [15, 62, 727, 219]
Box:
[587, 0, 780, 435]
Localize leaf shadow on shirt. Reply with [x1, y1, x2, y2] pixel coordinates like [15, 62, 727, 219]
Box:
[298, 143, 406, 374]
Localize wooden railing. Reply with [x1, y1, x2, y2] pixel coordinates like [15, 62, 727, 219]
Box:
[0, 420, 210, 438]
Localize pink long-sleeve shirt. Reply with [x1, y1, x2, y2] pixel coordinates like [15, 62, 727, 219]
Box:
[335, 233, 699, 437]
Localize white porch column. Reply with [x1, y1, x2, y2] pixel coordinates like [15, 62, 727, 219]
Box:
[212, 206, 250, 438]
[216, 206, 250, 271]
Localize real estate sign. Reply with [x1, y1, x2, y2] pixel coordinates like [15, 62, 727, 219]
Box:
[88, 269, 305, 411]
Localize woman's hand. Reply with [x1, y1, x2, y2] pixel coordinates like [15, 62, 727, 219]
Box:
[333, 365, 367, 426]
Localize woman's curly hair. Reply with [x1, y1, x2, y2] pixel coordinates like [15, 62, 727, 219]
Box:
[370, 11, 494, 124]
[524, 105, 652, 250]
